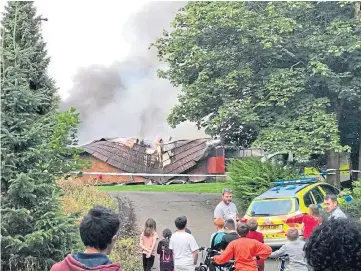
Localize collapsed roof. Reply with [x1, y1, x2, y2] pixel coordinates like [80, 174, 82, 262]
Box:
[79, 137, 222, 182]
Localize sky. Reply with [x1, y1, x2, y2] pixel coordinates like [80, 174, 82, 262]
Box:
[0, 1, 206, 143]
[24, 1, 148, 99]
[0, 0, 151, 99]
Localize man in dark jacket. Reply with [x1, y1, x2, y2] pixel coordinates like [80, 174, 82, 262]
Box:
[50, 205, 122, 271]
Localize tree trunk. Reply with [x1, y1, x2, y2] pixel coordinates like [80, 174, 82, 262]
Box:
[327, 106, 342, 187]
[327, 150, 340, 187]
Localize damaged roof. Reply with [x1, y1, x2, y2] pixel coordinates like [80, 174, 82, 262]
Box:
[80, 137, 221, 181]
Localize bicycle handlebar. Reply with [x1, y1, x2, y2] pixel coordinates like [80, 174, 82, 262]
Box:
[277, 255, 289, 260]
[198, 247, 220, 254]
[196, 247, 235, 270]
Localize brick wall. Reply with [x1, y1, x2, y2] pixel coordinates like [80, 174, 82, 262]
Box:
[74, 154, 145, 185]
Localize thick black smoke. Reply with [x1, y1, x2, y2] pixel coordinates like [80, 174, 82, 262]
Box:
[61, 1, 206, 144]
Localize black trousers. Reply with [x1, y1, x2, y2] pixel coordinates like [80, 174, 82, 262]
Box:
[142, 253, 155, 271]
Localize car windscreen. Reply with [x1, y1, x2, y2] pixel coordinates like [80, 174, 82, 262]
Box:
[248, 199, 294, 216]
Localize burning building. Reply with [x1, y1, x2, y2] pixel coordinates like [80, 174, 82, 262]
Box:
[76, 137, 225, 185]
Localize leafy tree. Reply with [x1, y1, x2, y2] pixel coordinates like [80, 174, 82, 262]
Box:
[1, 2, 83, 270]
[213, 118, 259, 147]
[228, 158, 300, 211]
[340, 179, 361, 221]
[153, 1, 361, 160]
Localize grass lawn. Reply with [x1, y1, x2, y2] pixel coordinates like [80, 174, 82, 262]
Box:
[97, 182, 232, 193]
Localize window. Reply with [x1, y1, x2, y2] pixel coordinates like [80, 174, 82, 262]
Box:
[311, 187, 324, 204]
[248, 199, 294, 216]
[303, 192, 314, 207]
[319, 184, 340, 196]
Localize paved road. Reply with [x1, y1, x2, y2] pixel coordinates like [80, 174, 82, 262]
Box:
[113, 191, 280, 271]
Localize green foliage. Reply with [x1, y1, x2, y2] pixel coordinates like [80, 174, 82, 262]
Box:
[1, 1, 58, 114]
[111, 237, 142, 271]
[153, 1, 361, 158]
[341, 179, 361, 221]
[97, 181, 231, 193]
[228, 158, 300, 211]
[1, 2, 85, 270]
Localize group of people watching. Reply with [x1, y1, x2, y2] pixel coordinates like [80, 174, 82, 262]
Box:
[50, 189, 361, 271]
[210, 189, 361, 271]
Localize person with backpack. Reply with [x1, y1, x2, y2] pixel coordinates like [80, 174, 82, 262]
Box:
[157, 228, 174, 271]
[209, 218, 227, 271]
[219, 219, 239, 251]
[210, 218, 226, 251]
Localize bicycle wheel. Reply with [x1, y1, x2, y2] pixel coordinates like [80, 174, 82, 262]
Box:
[195, 265, 207, 271]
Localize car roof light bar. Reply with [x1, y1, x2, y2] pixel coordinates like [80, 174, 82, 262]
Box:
[272, 178, 318, 186]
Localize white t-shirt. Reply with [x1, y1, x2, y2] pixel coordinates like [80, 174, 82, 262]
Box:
[169, 231, 199, 266]
[214, 201, 238, 221]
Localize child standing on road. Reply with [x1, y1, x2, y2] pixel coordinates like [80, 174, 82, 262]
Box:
[302, 204, 322, 240]
[246, 218, 265, 271]
[140, 218, 159, 271]
[169, 216, 199, 271]
[157, 228, 174, 271]
[269, 228, 308, 271]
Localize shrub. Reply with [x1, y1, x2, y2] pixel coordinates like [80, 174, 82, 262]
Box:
[228, 158, 300, 212]
[57, 179, 142, 271]
[341, 179, 361, 222]
[111, 238, 142, 271]
[57, 179, 117, 218]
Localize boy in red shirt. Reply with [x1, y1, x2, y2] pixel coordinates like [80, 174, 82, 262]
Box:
[246, 218, 265, 271]
[213, 223, 271, 271]
[50, 205, 122, 271]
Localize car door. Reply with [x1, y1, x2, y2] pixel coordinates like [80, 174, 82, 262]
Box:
[318, 184, 348, 205]
[310, 187, 325, 207]
[303, 191, 315, 208]
[318, 184, 340, 196]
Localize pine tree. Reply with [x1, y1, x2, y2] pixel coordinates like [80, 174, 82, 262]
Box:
[1, 2, 82, 270]
[1, 1, 58, 115]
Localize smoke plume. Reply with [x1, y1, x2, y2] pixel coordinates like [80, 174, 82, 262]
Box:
[61, 1, 206, 144]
